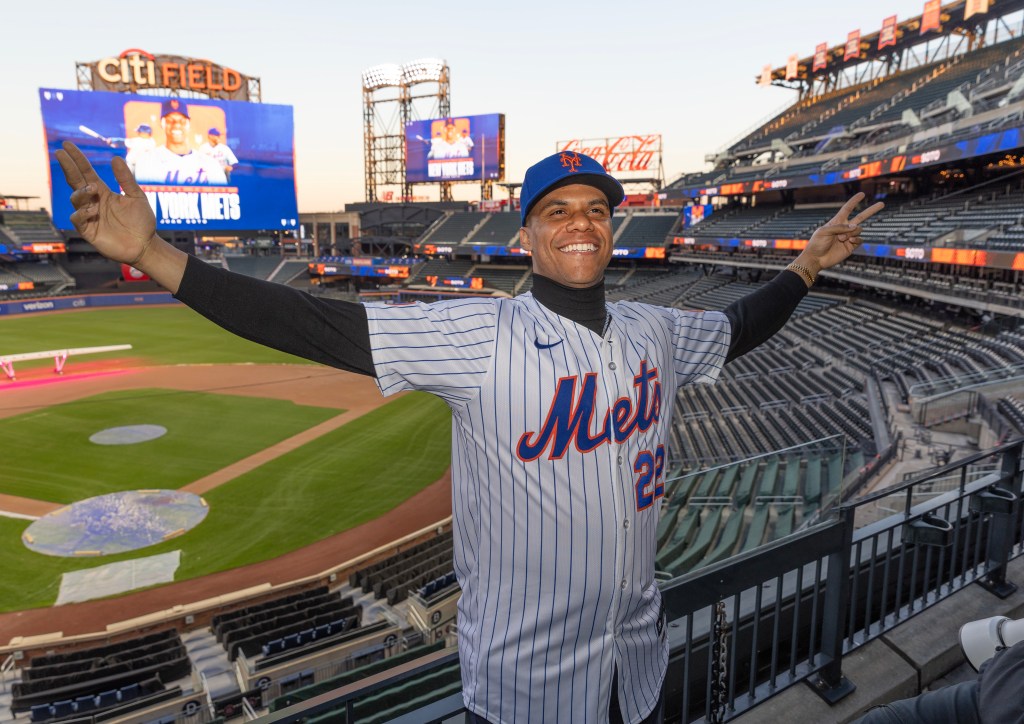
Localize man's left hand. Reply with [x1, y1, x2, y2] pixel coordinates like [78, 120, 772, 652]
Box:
[798, 192, 885, 277]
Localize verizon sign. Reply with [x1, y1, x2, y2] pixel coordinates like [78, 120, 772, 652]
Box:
[556, 135, 662, 180]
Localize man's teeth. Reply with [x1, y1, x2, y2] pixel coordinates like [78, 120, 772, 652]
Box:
[560, 243, 597, 253]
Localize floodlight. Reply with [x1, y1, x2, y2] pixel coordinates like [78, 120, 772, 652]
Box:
[361, 64, 403, 90]
[400, 58, 447, 84]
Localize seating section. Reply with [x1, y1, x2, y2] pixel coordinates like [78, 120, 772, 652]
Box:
[13, 630, 188, 718]
[479, 267, 529, 294]
[407, 257, 476, 284]
[687, 176, 1024, 250]
[672, 36, 1024, 192]
[269, 259, 312, 283]
[997, 396, 1024, 434]
[303, 660, 462, 724]
[210, 586, 362, 661]
[615, 214, 679, 246]
[655, 452, 845, 577]
[270, 640, 447, 712]
[224, 255, 282, 280]
[421, 212, 488, 245]
[418, 570, 458, 600]
[464, 212, 521, 246]
[349, 532, 454, 606]
[0, 211, 64, 246]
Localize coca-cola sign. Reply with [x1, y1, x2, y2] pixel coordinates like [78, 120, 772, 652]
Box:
[556, 135, 662, 178]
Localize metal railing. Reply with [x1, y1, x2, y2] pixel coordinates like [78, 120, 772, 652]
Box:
[259, 438, 1023, 723]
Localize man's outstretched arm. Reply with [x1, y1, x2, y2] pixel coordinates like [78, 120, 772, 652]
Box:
[56, 141, 375, 376]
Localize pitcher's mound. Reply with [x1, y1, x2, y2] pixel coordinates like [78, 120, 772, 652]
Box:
[23, 490, 208, 557]
[89, 424, 168, 445]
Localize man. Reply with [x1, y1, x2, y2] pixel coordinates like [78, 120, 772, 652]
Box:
[56, 144, 880, 723]
[124, 124, 155, 174]
[199, 128, 239, 183]
[132, 99, 226, 186]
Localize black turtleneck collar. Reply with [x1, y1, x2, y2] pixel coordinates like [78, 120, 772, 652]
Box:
[529, 273, 607, 336]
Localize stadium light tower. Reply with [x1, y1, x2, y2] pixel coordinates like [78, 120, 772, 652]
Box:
[362, 58, 450, 203]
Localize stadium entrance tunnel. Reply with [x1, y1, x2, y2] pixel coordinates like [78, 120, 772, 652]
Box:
[22, 490, 208, 557]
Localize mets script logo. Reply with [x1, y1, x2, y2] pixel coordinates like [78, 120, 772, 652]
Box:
[559, 152, 582, 173]
[516, 360, 661, 461]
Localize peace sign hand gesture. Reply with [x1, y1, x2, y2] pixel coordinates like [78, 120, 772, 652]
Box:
[799, 192, 885, 275]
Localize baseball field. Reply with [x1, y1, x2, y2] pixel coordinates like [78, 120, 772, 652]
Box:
[0, 303, 453, 615]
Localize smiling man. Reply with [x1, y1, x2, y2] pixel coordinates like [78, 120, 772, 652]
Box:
[56, 144, 880, 724]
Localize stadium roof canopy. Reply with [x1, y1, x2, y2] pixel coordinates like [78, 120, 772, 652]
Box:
[760, 0, 1024, 86]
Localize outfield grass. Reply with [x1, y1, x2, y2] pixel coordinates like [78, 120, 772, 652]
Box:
[0, 392, 451, 612]
[0, 389, 339, 503]
[0, 305, 309, 370]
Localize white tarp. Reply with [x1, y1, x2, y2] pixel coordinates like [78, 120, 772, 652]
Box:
[56, 550, 181, 605]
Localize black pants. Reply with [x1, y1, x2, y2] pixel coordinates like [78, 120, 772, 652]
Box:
[465, 668, 665, 723]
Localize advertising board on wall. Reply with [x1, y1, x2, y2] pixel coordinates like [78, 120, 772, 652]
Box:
[555, 135, 662, 180]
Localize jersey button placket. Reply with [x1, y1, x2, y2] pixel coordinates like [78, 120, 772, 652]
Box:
[606, 326, 629, 639]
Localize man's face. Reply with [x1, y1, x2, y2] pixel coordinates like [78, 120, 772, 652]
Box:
[162, 113, 189, 144]
[520, 183, 614, 288]
[207, 134, 220, 146]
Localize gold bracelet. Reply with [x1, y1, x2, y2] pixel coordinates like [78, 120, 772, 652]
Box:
[126, 237, 152, 268]
[787, 262, 816, 286]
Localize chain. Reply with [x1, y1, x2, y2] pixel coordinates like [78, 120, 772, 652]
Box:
[707, 600, 729, 723]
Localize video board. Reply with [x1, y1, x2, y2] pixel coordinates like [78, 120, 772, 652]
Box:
[405, 114, 504, 183]
[40, 88, 298, 231]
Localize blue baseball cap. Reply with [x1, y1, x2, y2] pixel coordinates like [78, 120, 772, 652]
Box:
[208, 128, 221, 136]
[160, 98, 189, 119]
[136, 124, 152, 134]
[520, 151, 624, 225]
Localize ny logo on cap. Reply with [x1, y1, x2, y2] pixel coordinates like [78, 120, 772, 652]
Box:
[559, 152, 582, 173]
[169, 99, 181, 111]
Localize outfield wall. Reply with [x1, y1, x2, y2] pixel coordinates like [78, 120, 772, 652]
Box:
[0, 292, 178, 316]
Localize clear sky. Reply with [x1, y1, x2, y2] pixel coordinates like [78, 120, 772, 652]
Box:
[4, 1, 936, 214]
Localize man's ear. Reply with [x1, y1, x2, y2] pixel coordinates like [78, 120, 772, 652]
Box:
[519, 227, 531, 251]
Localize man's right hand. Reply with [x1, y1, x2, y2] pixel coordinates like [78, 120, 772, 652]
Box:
[55, 141, 187, 293]
[56, 141, 156, 264]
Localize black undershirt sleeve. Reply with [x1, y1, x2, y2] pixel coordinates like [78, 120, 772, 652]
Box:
[174, 254, 376, 377]
[723, 270, 809, 364]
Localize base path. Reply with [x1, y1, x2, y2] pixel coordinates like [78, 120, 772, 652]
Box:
[0, 363, 453, 642]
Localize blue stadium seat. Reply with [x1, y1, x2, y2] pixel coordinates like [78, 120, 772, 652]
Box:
[29, 704, 52, 722]
[75, 695, 97, 712]
[262, 638, 286, 656]
[282, 632, 302, 650]
[120, 682, 140, 701]
[96, 689, 120, 708]
[51, 700, 74, 718]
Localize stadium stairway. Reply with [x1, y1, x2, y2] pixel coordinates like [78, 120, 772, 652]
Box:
[0, 678, 17, 723]
[181, 628, 238, 702]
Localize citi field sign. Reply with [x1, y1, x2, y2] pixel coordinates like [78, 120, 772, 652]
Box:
[556, 135, 661, 178]
[88, 49, 252, 101]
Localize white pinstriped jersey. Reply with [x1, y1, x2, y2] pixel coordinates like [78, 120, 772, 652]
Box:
[365, 292, 730, 724]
